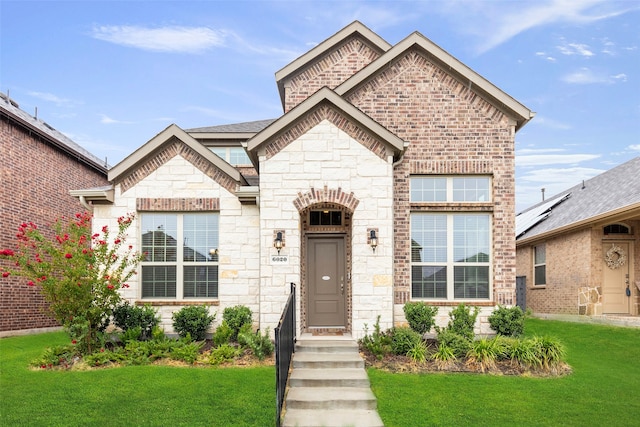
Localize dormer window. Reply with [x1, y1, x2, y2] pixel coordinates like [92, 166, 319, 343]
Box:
[210, 147, 251, 166]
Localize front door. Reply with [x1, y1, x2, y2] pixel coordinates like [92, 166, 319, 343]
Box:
[602, 242, 631, 314]
[307, 236, 346, 327]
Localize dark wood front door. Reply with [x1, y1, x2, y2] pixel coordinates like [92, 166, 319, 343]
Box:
[307, 236, 346, 327]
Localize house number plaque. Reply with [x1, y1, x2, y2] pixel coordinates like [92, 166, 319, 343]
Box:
[271, 255, 289, 265]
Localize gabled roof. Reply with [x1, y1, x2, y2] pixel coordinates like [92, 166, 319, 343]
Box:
[108, 123, 244, 184]
[335, 32, 535, 131]
[245, 87, 407, 167]
[275, 21, 392, 108]
[0, 92, 108, 173]
[516, 156, 640, 244]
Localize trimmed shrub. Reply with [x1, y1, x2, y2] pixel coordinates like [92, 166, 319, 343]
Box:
[222, 305, 253, 342]
[209, 344, 241, 365]
[113, 302, 159, 340]
[445, 303, 479, 341]
[172, 305, 215, 341]
[436, 328, 471, 358]
[390, 327, 422, 355]
[488, 305, 525, 337]
[403, 302, 438, 335]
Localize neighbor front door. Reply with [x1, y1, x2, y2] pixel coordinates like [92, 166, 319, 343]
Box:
[602, 242, 631, 314]
[307, 236, 346, 328]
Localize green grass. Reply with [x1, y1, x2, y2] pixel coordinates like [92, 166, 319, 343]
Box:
[0, 332, 275, 426]
[369, 318, 640, 427]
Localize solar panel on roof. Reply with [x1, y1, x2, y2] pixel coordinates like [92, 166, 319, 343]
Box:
[516, 193, 570, 238]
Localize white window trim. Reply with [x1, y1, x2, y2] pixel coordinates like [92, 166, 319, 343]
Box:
[533, 244, 546, 287]
[410, 175, 492, 203]
[411, 213, 493, 301]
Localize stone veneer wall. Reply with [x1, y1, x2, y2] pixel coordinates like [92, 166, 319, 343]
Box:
[258, 120, 394, 338]
[94, 155, 260, 334]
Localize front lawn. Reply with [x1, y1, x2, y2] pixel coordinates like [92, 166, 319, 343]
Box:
[369, 318, 640, 427]
[0, 332, 275, 426]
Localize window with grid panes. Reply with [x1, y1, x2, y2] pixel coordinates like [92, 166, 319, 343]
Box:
[141, 213, 219, 299]
[534, 244, 546, 286]
[410, 175, 492, 301]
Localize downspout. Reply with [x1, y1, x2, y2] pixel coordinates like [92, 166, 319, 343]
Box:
[79, 195, 93, 212]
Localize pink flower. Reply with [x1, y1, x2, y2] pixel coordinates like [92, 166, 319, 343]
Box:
[114, 239, 121, 244]
[72, 339, 77, 344]
[2, 272, 9, 278]
[27, 281, 35, 286]
[102, 225, 108, 233]
[122, 284, 130, 288]
[107, 284, 114, 290]
[0, 249, 15, 256]
[65, 253, 73, 259]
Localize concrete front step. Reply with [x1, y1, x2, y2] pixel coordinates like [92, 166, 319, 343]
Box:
[293, 352, 364, 369]
[295, 340, 359, 353]
[282, 409, 384, 427]
[285, 386, 378, 410]
[289, 368, 370, 388]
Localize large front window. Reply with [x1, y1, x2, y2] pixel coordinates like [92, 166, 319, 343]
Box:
[141, 213, 219, 299]
[411, 213, 491, 300]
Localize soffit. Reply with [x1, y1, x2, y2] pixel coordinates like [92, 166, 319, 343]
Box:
[245, 87, 406, 167]
[275, 21, 392, 108]
[335, 32, 535, 131]
[108, 123, 243, 185]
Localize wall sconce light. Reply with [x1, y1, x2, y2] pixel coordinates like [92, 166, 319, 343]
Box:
[274, 231, 284, 254]
[369, 229, 378, 253]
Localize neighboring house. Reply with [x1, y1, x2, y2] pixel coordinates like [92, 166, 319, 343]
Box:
[516, 156, 640, 317]
[0, 92, 109, 333]
[72, 22, 534, 338]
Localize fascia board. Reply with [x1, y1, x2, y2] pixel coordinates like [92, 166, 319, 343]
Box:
[187, 132, 257, 140]
[336, 32, 535, 130]
[69, 188, 114, 203]
[108, 124, 242, 184]
[247, 87, 405, 155]
[275, 21, 391, 107]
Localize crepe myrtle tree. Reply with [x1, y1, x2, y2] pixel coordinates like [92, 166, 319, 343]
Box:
[0, 212, 144, 354]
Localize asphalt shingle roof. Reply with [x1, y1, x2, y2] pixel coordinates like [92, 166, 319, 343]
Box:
[516, 156, 640, 240]
[186, 119, 276, 134]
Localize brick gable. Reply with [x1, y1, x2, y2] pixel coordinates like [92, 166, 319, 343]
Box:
[283, 36, 383, 112]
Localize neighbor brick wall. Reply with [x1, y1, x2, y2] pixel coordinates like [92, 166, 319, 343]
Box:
[343, 49, 518, 310]
[0, 114, 108, 332]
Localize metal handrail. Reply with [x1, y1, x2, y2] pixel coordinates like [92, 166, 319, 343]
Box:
[275, 282, 296, 427]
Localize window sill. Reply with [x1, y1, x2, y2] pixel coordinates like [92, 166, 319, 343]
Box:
[530, 286, 546, 290]
[410, 300, 495, 307]
[136, 300, 220, 306]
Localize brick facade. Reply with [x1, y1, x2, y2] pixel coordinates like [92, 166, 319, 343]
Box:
[0, 108, 108, 332]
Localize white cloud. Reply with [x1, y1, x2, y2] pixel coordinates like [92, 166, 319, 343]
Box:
[99, 114, 133, 125]
[629, 144, 640, 151]
[28, 91, 76, 107]
[516, 153, 601, 166]
[557, 42, 595, 57]
[91, 25, 227, 53]
[562, 68, 628, 84]
[610, 73, 627, 82]
[460, 0, 636, 54]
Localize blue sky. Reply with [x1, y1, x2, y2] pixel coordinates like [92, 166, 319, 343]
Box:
[1, 0, 639, 210]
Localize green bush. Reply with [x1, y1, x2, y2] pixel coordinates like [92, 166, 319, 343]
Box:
[30, 344, 79, 369]
[113, 302, 159, 340]
[431, 342, 456, 369]
[172, 305, 215, 341]
[238, 327, 274, 361]
[403, 302, 438, 335]
[359, 316, 392, 360]
[171, 340, 204, 364]
[83, 348, 126, 367]
[488, 305, 524, 337]
[212, 322, 233, 347]
[222, 305, 253, 342]
[466, 338, 507, 372]
[209, 343, 241, 365]
[436, 328, 471, 358]
[505, 337, 540, 368]
[532, 336, 566, 370]
[444, 303, 479, 341]
[390, 327, 422, 355]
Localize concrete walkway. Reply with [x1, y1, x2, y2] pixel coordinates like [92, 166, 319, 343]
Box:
[281, 334, 383, 427]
